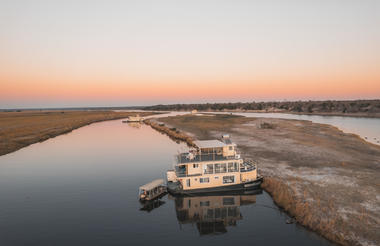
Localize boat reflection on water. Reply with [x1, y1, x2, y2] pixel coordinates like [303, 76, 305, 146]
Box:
[139, 193, 167, 212]
[127, 122, 142, 128]
[169, 189, 263, 235]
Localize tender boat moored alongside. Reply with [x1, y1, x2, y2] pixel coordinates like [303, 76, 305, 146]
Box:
[167, 135, 263, 195]
[139, 179, 167, 201]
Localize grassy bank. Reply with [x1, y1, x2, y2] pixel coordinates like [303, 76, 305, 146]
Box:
[149, 114, 380, 246]
[144, 119, 195, 147]
[0, 111, 156, 156]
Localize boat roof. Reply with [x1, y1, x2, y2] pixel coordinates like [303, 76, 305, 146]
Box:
[222, 138, 232, 144]
[139, 179, 164, 190]
[194, 140, 227, 148]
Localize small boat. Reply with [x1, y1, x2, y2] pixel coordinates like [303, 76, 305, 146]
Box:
[139, 179, 167, 201]
[166, 134, 263, 195]
[123, 114, 144, 123]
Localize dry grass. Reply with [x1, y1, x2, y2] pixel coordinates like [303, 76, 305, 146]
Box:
[144, 119, 195, 147]
[157, 114, 250, 139]
[154, 114, 380, 246]
[262, 177, 348, 245]
[260, 122, 277, 129]
[0, 110, 156, 156]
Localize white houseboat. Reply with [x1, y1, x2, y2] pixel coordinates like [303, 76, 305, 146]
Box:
[166, 135, 263, 195]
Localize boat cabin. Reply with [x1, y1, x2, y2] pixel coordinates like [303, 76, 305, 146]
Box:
[139, 179, 166, 201]
[126, 114, 143, 122]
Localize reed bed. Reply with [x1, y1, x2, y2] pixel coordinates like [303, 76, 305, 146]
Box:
[144, 119, 195, 147]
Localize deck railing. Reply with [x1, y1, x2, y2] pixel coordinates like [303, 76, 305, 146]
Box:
[176, 152, 238, 164]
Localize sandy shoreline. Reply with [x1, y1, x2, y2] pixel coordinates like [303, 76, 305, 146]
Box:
[147, 114, 380, 246]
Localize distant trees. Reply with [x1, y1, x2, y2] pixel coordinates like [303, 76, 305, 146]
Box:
[142, 100, 380, 115]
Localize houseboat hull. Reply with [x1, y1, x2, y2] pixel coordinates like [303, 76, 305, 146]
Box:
[167, 177, 263, 195]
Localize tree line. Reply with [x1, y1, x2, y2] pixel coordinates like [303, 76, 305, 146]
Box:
[143, 99, 380, 114]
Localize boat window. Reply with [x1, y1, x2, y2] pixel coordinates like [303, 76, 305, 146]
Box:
[186, 179, 191, 187]
[215, 163, 227, 173]
[229, 146, 233, 150]
[228, 207, 238, 217]
[200, 201, 210, 207]
[176, 165, 187, 176]
[206, 209, 214, 219]
[223, 197, 235, 205]
[204, 164, 214, 174]
[193, 164, 199, 168]
[200, 177, 209, 183]
[221, 208, 227, 219]
[215, 163, 221, 173]
[228, 162, 238, 172]
[223, 176, 235, 184]
[221, 163, 227, 173]
[215, 208, 221, 218]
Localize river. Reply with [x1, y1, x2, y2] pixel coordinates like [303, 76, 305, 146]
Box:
[0, 119, 332, 245]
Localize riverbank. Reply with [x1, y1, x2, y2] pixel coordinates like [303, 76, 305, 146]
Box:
[143, 119, 195, 147]
[211, 110, 380, 119]
[226, 110, 380, 119]
[146, 114, 380, 246]
[0, 111, 157, 156]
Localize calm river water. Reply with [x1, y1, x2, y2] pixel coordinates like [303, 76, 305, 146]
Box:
[0, 119, 332, 246]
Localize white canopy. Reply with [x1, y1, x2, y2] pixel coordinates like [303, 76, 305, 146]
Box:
[194, 140, 227, 149]
[139, 179, 164, 191]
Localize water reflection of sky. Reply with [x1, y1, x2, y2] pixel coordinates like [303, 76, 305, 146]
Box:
[0, 119, 332, 245]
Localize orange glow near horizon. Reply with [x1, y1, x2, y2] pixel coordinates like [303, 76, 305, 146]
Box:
[1, 69, 379, 105]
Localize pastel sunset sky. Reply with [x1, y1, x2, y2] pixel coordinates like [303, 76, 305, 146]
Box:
[1, 0, 379, 108]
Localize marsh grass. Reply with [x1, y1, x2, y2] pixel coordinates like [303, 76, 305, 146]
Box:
[144, 119, 195, 147]
[262, 177, 348, 245]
